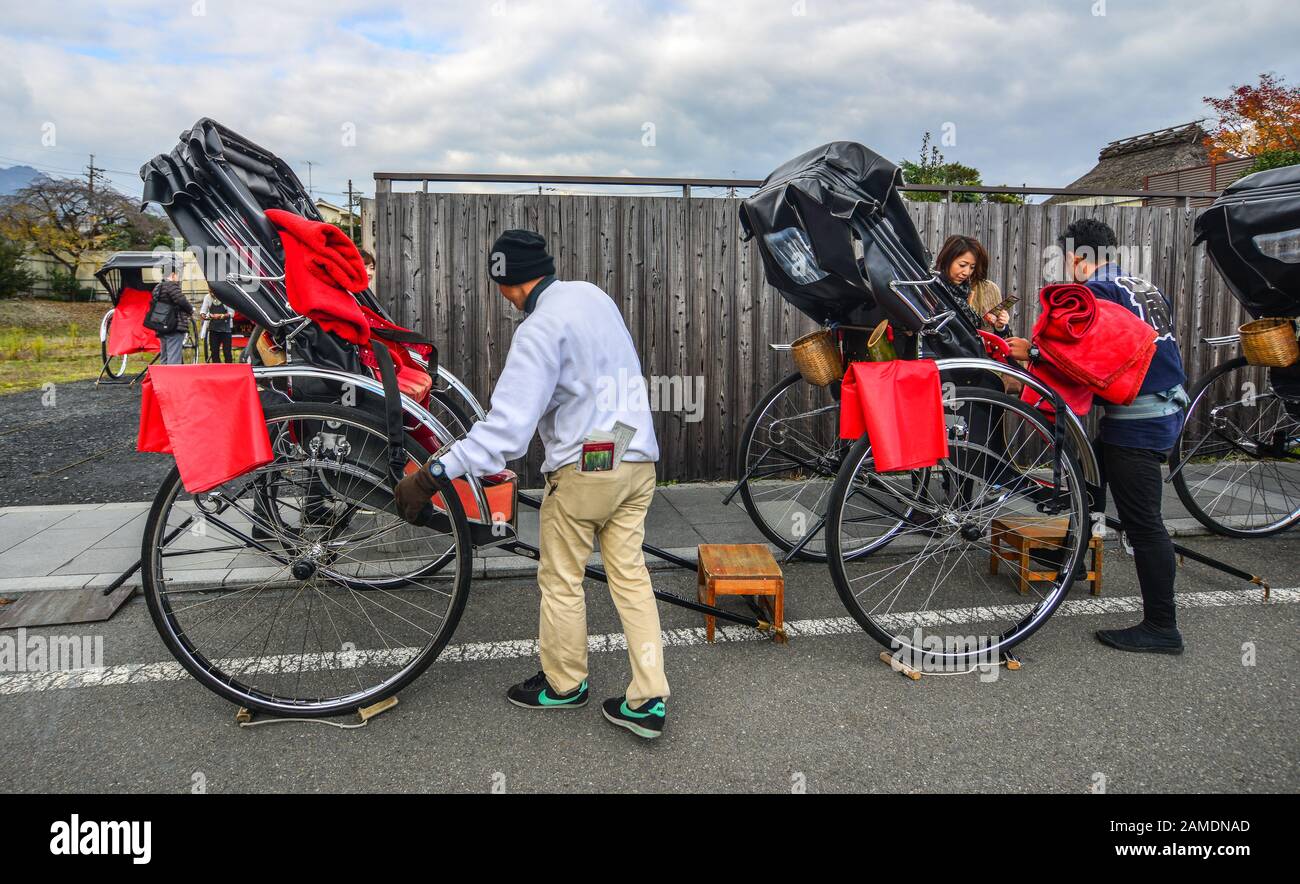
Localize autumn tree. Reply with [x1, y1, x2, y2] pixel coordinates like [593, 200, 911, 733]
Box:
[0, 176, 171, 278]
[1203, 72, 1300, 162]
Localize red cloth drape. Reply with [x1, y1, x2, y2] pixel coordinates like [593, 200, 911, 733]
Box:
[265, 208, 370, 345]
[1029, 283, 1156, 406]
[138, 364, 273, 494]
[107, 288, 161, 356]
[840, 360, 949, 472]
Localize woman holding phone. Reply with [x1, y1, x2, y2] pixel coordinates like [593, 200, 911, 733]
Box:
[934, 234, 1012, 335]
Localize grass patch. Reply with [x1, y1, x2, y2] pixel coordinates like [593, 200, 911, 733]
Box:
[0, 298, 115, 394]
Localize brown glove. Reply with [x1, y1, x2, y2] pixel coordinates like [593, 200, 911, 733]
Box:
[393, 458, 444, 525]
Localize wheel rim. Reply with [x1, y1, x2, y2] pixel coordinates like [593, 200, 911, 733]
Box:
[740, 374, 873, 559]
[1176, 362, 1300, 535]
[829, 388, 1087, 663]
[145, 410, 468, 714]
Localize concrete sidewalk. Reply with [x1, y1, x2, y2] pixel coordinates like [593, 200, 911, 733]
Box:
[0, 480, 1213, 596]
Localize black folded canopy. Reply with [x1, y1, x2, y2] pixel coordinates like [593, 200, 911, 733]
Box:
[1194, 163, 1300, 319]
[139, 118, 387, 331]
[740, 141, 981, 358]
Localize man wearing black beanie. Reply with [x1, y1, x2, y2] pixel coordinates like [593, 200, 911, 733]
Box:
[395, 229, 670, 739]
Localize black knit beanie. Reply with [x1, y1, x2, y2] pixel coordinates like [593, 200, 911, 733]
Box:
[488, 229, 555, 285]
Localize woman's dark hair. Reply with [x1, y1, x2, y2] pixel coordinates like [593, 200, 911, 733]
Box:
[359, 248, 376, 267]
[935, 235, 989, 285]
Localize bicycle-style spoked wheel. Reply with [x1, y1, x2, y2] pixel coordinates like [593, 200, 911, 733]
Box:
[142, 402, 473, 717]
[738, 371, 874, 562]
[827, 387, 1088, 665]
[99, 311, 130, 379]
[1172, 356, 1300, 537]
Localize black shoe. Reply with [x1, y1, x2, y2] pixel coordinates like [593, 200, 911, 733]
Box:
[1095, 622, 1184, 655]
[601, 696, 666, 739]
[507, 671, 588, 709]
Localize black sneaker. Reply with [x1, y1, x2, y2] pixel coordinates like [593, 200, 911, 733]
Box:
[507, 671, 588, 709]
[1095, 622, 1184, 655]
[601, 696, 666, 739]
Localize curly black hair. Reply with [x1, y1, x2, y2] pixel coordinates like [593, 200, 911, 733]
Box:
[1059, 218, 1118, 255]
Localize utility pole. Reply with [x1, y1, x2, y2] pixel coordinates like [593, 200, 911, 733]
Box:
[303, 160, 316, 199]
[347, 178, 356, 241]
[86, 154, 99, 197]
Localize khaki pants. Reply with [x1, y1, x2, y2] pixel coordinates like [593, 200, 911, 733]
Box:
[538, 461, 668, 706]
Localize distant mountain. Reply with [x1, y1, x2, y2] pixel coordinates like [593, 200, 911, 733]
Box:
[0, 165, 49, 197]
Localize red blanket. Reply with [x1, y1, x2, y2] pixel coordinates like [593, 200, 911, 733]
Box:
[138, 364, 273, 494]
[106, 288, 161, 356]
[840, 360, 949, 472]
[1030, 283, 1156, 406]
[265, 208, 370, 345]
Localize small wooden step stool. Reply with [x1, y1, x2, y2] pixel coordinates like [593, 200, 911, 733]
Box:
[697, 544, 785, 642]
[990, 516, 1102, 596]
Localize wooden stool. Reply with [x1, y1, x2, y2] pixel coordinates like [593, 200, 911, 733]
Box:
[989, 516, 1102, 596]
[697, 544, 785, 643]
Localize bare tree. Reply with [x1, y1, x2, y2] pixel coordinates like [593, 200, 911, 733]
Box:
[0, 176, 171, 276]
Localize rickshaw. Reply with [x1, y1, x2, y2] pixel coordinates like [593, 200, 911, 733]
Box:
[95, 251, 200, 383]
[134, 126, 1098, 718]
[1169, 163, 1300, 537]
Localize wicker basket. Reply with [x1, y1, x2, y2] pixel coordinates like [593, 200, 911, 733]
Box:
[1239, 318, 1299, 368]
[791, 329, 843, 386]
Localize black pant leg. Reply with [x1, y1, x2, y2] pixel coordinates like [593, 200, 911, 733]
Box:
[220, 333, 232, 363]
[1101, 441, 1178, 628]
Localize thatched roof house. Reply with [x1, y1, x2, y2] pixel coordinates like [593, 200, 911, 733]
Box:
[1047, 122, 1213, 206]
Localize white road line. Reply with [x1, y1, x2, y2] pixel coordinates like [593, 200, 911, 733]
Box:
[1, 587, 1295, 697]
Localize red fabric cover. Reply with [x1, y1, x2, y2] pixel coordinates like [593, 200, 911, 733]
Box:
[977, 329, 1011, 361]
[138, 364, 274, 494]
[839, 360, 949, 472]
[265, 208, 370, 345]
[107, 288, 161, 356]
[356, 305, 434, 402]
[1021, 360, 1094, 417]
[1030, 283, 1157, 406]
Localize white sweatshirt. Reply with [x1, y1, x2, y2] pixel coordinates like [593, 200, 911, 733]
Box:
[438, 279, 660, 479]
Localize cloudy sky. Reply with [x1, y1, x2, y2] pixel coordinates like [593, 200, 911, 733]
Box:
[1, 0, 1297, 203]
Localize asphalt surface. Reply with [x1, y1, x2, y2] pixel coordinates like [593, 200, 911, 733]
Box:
[0, 381, 171, 507]
[0, 533, 1295, 794]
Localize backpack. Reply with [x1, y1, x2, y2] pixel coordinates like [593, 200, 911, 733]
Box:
[144, 289, 180, 334]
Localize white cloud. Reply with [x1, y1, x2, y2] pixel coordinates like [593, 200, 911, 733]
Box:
[0, 0, 1297, 202]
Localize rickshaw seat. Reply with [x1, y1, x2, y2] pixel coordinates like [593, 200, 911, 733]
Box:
[107, 287, 161, 357]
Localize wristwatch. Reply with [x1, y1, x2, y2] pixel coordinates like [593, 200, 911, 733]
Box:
[1028, 344, 1040, 361]
[427, 459, 446, 478]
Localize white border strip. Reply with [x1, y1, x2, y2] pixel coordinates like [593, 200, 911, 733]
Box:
[0, 587, 1294, 697]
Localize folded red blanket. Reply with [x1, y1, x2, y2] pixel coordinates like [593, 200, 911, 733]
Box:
[840, 360, 949, 472]
[266, 208, 370, 345]
[1031, 283, 1156, 406]
[107, 287, 161, 356]
[138, 364, 273, 493]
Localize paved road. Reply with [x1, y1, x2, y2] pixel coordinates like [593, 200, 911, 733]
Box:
[1, 533, 1295, 794]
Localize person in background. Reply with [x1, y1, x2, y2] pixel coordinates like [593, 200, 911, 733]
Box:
[153, 261, 193, 365]
[935, 234, 1010, 335]
[1008, 218, 1188, 655]
[202, 296, 233, 363]
[360, 248, 377, 289]
[392, 230, 670, 739]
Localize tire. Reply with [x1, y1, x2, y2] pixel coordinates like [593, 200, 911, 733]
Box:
[141, 401, 474, 717]
[1172, 356, 1300, 537]
[826, 386, 1088, 664]
[99, 310, 128, 379]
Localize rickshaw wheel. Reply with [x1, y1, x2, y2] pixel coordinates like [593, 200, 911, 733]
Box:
[826, 386, 1088, 665]
[99, 311, 129, 379]
[1172, 356, 1300, 537]
[141, 401, 473, 718]
[738, 371, 877, 562]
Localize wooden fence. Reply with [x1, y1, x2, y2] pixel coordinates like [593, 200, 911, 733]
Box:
[373, 191, 1247, 484]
